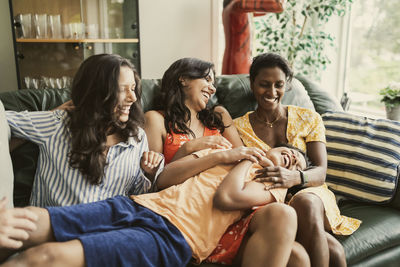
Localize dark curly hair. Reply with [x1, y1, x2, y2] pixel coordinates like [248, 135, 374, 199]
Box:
[155, 57, 226, 138]
[68, 54, 144, 185]
[250, 53, 294, 83]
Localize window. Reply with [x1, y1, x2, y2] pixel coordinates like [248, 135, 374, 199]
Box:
[345, 0, 400, 118]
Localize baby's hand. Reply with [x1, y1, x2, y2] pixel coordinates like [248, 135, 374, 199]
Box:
[140, 151, 163, 179]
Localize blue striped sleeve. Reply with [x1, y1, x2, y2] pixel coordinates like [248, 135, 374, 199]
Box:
[6, 110, 66, 145]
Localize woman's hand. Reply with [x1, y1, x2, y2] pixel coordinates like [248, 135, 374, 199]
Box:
[254, 166, 301, 189]
[140, 151, 163, 179]
[186, 135, 232, 152]
[0, 197, 38, 249]
[53, 100, 75, 111]
[218, 146, 265, 164]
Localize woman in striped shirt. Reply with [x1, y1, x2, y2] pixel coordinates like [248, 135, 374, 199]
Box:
[5, 54, 162, 207]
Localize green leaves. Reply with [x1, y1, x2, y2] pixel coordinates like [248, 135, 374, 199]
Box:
[254, 0, 353, 80]
[380, 84, 400, 108]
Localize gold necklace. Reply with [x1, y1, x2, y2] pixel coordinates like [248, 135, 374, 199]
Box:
[254, 110, 281, 128]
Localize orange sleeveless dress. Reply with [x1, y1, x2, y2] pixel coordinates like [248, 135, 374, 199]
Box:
[163, 128, 220, 164]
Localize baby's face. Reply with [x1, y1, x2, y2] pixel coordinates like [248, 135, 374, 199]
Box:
[266, 147, 306, 171]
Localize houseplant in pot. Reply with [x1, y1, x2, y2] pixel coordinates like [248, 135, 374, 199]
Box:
[380, 82, 400, 121]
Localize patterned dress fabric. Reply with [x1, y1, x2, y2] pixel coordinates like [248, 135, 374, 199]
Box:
[206, 106, 361, 264]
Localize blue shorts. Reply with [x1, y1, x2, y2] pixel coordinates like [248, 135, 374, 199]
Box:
[47, 196, 192, 267]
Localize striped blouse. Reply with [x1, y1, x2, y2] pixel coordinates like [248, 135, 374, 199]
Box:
[7, 110, 155, 207]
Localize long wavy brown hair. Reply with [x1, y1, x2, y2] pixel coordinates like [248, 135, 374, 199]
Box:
[68, 54, 144, 184]
[154, 57, 226, 138]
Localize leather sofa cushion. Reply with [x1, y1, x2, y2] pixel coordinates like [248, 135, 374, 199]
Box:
[338, 201, 400, 265]
[296, 75, 343, 114]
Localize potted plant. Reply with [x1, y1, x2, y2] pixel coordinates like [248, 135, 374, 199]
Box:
[380, 82, 400, 121]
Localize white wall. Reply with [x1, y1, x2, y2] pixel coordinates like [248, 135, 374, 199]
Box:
[0, 1, 18, 92]
[139, 0, 221, 79]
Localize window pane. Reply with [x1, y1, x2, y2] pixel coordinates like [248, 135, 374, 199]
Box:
[347, 0, 400, 118]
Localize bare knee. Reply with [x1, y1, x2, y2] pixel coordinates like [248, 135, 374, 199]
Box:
[250, 203, 297, 237]
[7, 243, 62, 267]
[287, 242, 310, 267]
[290, 193, 324, 225]
[327, 234, 346, 267]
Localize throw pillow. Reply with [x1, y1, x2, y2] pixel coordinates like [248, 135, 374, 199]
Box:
[322, 111, 400, 203]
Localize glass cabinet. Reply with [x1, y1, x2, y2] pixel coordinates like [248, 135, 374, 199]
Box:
[9, 0, 140, 89]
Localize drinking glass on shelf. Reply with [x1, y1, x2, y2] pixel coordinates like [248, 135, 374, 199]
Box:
[31, 78, 39, 89]
[69, 22, 85, 39]
[48, 15, 62, 39]
[63, 24, 71, 39]
[62, 76, 72, 88]
[15, 14, 32, 38]
[40, 76, 49, 89]
[33, 14, 47, 39]
[49, 77, 56, 88]
[55, 78, 63, 89]
[86, 24, 99, 39]
[24, 76, 31, 89]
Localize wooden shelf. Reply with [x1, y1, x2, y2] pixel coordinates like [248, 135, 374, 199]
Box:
[16, 38, 139, 43]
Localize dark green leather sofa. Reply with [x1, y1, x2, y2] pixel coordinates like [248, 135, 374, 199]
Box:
[1, 74, 399, 267]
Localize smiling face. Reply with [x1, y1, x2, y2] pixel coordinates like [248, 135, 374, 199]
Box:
[266, 146, 307, 171]
[182, 71, 216, 111]
[115, 66, 137, 123]
[251, 67, 287, 112]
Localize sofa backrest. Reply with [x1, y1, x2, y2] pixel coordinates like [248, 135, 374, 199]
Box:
[142, 74, 342, 118]
[0, 74, 342, 207]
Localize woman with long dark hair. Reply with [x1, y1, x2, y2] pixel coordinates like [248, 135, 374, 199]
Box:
[145, 57, 243, 164]
[6, 54, 162, 207]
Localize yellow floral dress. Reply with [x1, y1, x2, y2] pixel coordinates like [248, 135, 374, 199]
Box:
[234, 106, 361, 235]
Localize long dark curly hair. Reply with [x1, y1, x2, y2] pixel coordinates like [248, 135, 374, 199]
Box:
[68, 54, 144, 185]
[155, 57, 226, 138]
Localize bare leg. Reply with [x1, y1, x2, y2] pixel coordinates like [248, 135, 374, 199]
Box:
[326, 233, 346, 267]
[1, 240, 85, 267]
[241, 203, 297, 267]
[290, 193, 329, 267]
[234, 231, 310, 267]
[287, 241, 310, 267]
[0, 207, 54, 262]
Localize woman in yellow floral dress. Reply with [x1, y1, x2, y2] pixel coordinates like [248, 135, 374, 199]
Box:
[233, 53, 360, 267]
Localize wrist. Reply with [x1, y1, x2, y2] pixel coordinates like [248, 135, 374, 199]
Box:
[298, 170, 308, 186]
[183, 141, 193, 154]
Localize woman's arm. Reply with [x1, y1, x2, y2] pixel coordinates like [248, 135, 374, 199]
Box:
[157, 146, 265, 190]
[302, 141, 327, 187]
[144, 110, 166, 154]
[213, 160, 275, 211]
[215, 105, 243, 147]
